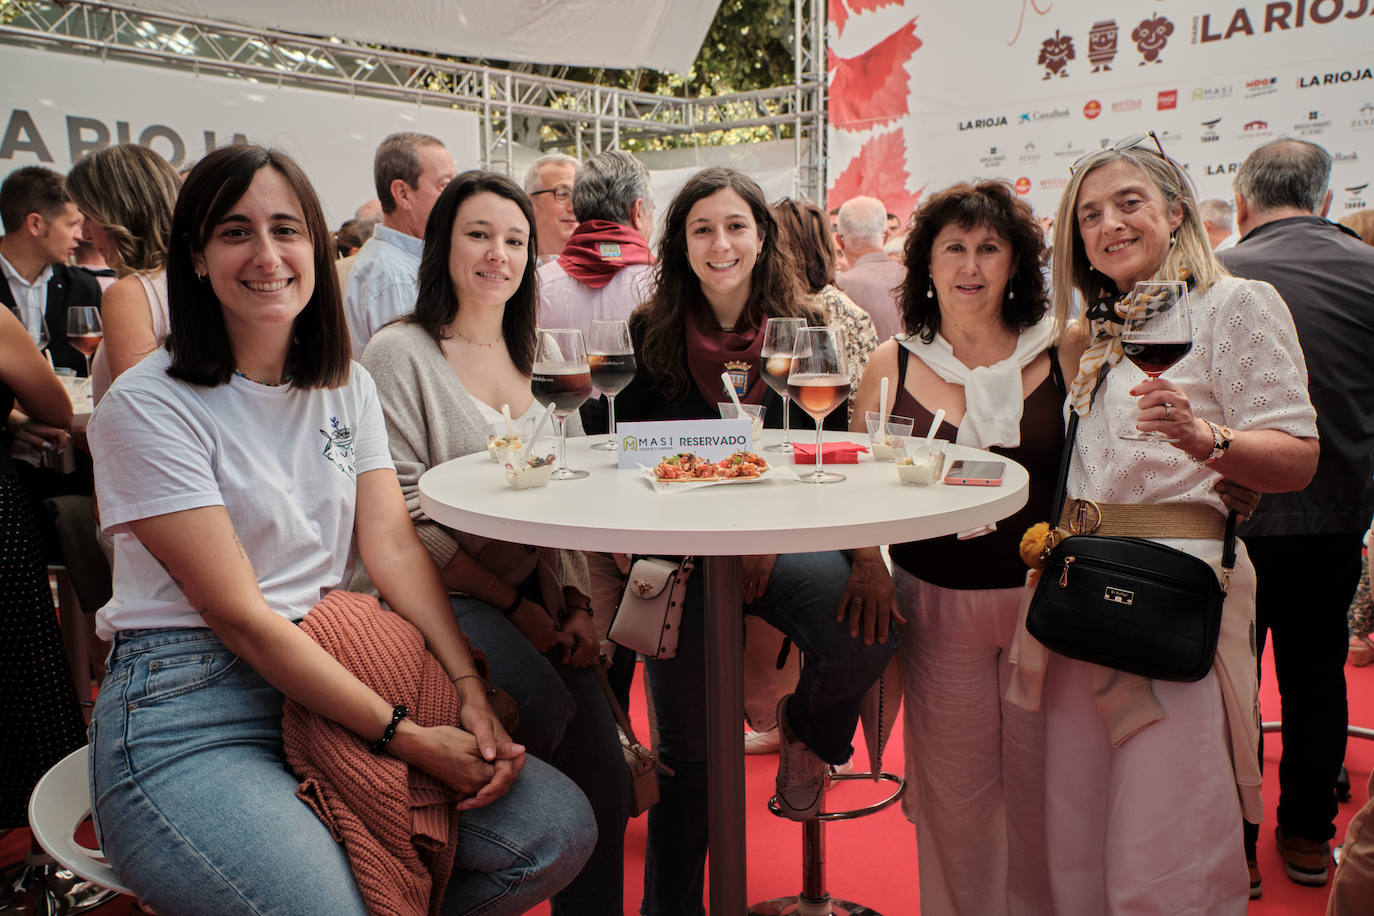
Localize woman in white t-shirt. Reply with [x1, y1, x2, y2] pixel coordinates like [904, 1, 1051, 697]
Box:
[87, 145, 593, 915]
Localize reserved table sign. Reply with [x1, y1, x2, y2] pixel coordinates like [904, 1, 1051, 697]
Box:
[616, 419, 754, 469]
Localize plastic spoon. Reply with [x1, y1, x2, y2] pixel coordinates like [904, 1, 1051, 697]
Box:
[720, 371, 746, 419]
[519, 403, 555, 467]
[924, 408, 946, 445]
[501, 403, 516, 440]
[877, 376, 890, 445]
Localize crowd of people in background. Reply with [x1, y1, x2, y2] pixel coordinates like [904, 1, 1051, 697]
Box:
[4, 127, 1374, 916]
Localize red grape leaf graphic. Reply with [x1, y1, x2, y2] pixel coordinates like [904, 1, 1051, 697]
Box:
[829, 0, 902, 38]
[828, 19, 921, 131]
[828, 129, 925, 218]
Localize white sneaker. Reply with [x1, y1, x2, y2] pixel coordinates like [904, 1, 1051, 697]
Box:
[828, 757, 854, 776]
[774, 695, 827, 821]
[744, 726, 781, 755]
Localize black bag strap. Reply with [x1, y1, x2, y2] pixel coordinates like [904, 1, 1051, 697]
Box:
[1051, 364, 1237, 572]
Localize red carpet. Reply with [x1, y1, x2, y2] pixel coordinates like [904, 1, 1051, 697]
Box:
[6, 645, 1371, 915]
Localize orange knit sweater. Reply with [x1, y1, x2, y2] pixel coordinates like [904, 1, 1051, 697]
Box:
[282, 591, 463, 916]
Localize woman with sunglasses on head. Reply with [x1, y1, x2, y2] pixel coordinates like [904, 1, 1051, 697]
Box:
[86, 145, 593, 915]
[614, 167, 894, 916]
[1015, 133, 1318, 914]
[361, 170, 628, 916]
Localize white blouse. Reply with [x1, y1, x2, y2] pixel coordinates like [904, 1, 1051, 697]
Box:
[1068, 275, 1317, 515]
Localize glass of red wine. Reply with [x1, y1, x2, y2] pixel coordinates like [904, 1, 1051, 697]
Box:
[761, 317, 807, 453]
[586, 319, 636, 452]
[1120, 279, 1192, 442]
[66, 306, 102, 378]
[532, 328, 593, 480]
[787, 326, 850, 483]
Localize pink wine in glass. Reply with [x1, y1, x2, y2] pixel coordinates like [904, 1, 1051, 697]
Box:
[68, 333, 102, 357]
[1122, 340, 1192, 378]
[587, 353, 636, 395]
[786, 374, 849, 420]
[531, 367, 593, 415]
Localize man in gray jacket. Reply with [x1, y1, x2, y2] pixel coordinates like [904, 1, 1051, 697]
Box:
[1219, 137, 1374, 894]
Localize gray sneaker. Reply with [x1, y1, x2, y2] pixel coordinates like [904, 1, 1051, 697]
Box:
[774, 694, 828, 820]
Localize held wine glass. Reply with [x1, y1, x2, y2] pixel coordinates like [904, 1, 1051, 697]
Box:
[532, 328, 594, 480]
[760, 317, 808, 453]
[66, 306, 102, 378]
[586, 319, 636, 451]
[788, 326, 850, 484]
[1119, 280, 1193, 442]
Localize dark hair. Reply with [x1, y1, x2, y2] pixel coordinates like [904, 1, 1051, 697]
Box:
[374, 132, 444, 214]
[636, 167, 813, 397]
[899, 181, 1048, 342]
[336, 218, 365, 257]
[166, 144, 351, 389]
[0, 165, 70, 233]
[770, 198, 836, 294]
[411, 170, 540, 375]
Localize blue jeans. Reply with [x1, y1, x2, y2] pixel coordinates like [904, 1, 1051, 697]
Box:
[640, 550, 895, 916]
[452, 597, 629, 916]
[90, 627, 595, 916]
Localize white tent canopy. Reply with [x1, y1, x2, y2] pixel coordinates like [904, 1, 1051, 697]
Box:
[120, 0, 721, 73]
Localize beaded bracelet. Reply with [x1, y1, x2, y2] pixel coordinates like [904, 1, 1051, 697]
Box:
[369, 704, 408, 755]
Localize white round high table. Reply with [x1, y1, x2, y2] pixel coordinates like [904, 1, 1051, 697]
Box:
[420, 432, 1029, 915]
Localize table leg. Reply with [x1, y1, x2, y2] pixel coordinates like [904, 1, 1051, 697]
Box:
[704, 554, 745, 915]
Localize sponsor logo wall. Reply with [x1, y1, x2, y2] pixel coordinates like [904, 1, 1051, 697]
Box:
[826, 0, 1374, 220]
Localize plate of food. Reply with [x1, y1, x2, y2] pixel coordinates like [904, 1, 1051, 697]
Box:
[647, 451, 774, 489]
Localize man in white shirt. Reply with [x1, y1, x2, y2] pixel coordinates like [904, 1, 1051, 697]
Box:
[537, 150, 654, 331]
[0, 165, 96, 375]
[835, 196, 906, 341]
[343, 133, 457, 357]
[1200, 197, 1240, 251]
[524, 154, 580, 265]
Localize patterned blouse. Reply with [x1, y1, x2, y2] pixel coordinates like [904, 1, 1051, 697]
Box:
[809, 283, 880, 420]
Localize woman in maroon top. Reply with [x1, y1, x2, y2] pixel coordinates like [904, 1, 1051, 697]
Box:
[845, 181, 1084, 915]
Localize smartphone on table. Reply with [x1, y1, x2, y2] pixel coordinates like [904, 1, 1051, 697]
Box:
[944, 459, 1006, 486]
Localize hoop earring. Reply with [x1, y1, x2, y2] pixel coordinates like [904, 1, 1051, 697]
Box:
[926, 276, 934, 299]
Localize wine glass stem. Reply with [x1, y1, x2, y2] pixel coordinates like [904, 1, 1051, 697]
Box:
[814, 419, 824, 479]
[606, 394, 618, 448]
[554, 414, 568, 471]
[781, 396, 792, 446]
[84, 354, 93, 378]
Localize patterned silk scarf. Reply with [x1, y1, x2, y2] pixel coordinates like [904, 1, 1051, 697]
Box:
[1068, 292, 1130, 417]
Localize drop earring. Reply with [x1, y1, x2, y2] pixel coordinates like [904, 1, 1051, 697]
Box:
[926, 276, 934, 299]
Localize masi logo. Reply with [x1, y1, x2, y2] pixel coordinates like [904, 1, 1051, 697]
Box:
[1193, 85, 1233, 102]
[1201, 118, 1223, 142]
[959, 116, 1009, 130]
[1299, 67, 1374, 89]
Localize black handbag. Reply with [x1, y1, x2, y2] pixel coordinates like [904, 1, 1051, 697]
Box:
[1026, 374, 1237, 682]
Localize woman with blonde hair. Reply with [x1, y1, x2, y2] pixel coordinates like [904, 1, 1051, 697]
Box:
[65, 143, 180, 400]
[1019, 133, 1319, 914]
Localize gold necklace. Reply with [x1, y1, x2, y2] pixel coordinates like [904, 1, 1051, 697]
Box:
[451, 326, 505, 348]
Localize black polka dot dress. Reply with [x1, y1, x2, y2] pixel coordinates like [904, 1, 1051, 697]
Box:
[0, 383, 86, 828]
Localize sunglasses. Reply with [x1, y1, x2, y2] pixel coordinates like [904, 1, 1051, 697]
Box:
[1069, 131, 1167, 175]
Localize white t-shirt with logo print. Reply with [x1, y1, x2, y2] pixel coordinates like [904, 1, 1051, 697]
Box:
[88, 348, 394, 639]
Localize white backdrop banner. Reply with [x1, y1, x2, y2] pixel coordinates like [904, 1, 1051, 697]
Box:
[0, 46, 482, 226]
[827, 0, 1374, 221]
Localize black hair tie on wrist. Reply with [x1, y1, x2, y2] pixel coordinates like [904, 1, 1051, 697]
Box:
[500, 592, 523, 616]
[370, 704, 408, 755]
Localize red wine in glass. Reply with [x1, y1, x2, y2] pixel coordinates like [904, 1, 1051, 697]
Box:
[1122, 340, 1192, 378]
[588, 353, 636, 395]
[531, 367, 594, 415]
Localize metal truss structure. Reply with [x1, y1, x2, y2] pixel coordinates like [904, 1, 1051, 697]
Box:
[0, 0, 828, 200]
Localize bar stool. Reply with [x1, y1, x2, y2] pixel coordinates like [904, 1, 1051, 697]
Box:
[750, 671, 905, 916]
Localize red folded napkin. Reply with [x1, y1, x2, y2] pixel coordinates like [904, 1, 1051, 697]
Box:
[791, 441, 869, 464]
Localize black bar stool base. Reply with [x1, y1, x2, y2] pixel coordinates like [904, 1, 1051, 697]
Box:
[748, 895, 883, 915]
[0, 859, 118, 916]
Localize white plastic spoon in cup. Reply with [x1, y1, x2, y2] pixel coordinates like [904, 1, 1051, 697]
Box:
[877, 376, 890, 446]
[501, 403, 516, 440]
[519, 403, 555, 468]
[720, 371, 746, 419]
[924, 408, 946, 444]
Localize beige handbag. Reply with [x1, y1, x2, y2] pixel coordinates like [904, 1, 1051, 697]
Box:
[593, 659, 667, 817]
[607, 557, 693, 659]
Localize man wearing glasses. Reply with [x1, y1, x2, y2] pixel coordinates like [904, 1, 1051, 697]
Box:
[524, 154, 580, 265]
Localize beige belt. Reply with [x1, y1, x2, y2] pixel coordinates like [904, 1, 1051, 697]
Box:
[1058, 499, 1226, 540]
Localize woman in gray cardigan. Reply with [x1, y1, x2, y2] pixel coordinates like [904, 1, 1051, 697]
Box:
[361, 171, 627, 916]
